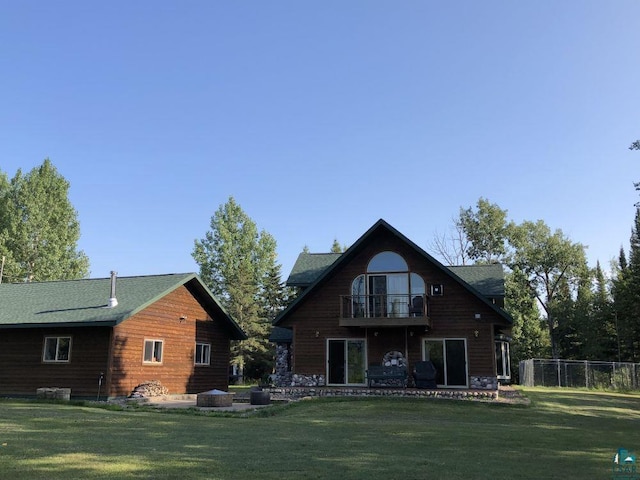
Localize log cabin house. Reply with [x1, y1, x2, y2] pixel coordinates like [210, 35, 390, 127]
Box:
[0, 272, 245, 399]
[272, 220, 512, 390]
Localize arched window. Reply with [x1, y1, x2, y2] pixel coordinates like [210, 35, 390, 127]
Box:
[367, 252, 408, 272]
[350, 252, 425, 318]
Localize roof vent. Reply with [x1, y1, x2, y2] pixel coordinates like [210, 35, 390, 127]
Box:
[108, 271, 118, 308]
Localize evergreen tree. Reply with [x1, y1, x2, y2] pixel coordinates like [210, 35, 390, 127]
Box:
[612, 209, 640, 362]
[583, 262, 617, 361]
[330, 238, 347, 253]
[0, 159, 89, 282]
[192, 197, 286, 380]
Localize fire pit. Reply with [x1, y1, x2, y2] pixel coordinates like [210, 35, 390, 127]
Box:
[196, 389, 234, 407]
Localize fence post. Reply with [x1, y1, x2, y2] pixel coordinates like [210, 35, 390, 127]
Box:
[612, 363, 616, 389]
[584, 361, 588, 389]
[557, 359, 561, 387]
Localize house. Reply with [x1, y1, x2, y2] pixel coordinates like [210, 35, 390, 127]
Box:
[272, 220, 512, 390]
[0, 272, 246, 399]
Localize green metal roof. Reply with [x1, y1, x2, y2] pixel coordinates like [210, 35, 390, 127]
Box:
[269, 326, 293, 343]
[0, 273, 246, 339]
[287, 253, 342, 286]
[447, 265, 505, 297]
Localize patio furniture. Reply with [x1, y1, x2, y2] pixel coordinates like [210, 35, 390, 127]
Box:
[413, 361, 437, 389]
[366, 365, 408, 388]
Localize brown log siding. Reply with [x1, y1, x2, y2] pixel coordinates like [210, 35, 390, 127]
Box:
[280, 229, 510, 380]
[0, 285, 232, 399]
[109, 285, 230, 397]
[0, 327, 111, 397]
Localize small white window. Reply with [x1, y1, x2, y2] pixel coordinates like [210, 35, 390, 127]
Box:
[43, 336, 72, 363]
[143, 339, 163, 364]
[195, 343, 211, 366]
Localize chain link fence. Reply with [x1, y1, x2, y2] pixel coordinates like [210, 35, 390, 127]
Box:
[519, 359, 640, 391]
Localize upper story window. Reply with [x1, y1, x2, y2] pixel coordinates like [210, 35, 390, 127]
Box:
[351, 252, 426, 318]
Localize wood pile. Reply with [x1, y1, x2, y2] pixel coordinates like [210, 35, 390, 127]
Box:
[128, 380, 169, 398]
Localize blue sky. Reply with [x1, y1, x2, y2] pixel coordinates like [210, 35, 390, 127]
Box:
[1, 1, 639, 279]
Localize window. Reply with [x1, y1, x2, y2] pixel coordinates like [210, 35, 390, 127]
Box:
[143, 339, 163, 364]
[350, 251, 426, 318]
[195, 343, 211, 366]
[43, 336, 71, 363]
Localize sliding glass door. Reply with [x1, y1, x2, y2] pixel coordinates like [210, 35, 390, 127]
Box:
[423, 339, 468, 387]
[327, 339, 366, 385]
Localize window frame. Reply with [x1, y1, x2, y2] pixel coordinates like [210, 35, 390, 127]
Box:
[42, 336, 72, 363]
[143, 339, 164, 365]
[194, 342, 211, 366]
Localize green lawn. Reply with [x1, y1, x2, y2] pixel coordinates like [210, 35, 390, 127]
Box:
[0, 388, 638, 479]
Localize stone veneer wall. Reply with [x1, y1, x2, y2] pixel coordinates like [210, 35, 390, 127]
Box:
[274, 344, 293, 387]
[266, 386, 498, 400]
[469, 376, 498, 390]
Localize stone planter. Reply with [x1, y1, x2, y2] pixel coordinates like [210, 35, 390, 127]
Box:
[36, 387, 71, 401]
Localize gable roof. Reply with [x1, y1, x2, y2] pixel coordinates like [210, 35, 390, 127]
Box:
[274, 219, 513, 326]
[0, 273, 246, 339]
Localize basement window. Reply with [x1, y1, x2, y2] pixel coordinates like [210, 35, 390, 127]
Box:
[195, 343, 211, 366]
[43, 336, 72, 363]
[143, 339, 163, 364]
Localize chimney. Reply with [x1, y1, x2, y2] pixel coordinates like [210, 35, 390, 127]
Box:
[108, 271, 118, 308]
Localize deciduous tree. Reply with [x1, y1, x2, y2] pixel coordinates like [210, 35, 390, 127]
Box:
[509, 220, 588, 358]
[0, 159, 89, 282]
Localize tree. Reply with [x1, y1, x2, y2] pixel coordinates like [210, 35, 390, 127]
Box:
[582, 261, 617, 361]
[612, 209, 640, 362]
[330, 238, 347, 253]
[459, 198, 511, 264]
[0, 159, 89, 282]
[506, 267, 550, 376]
[192, 197, 286, 380]
[428, 218, 471, 265]
[509, 220, 588, 359]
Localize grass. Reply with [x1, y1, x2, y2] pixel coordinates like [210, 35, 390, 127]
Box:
[0, 387, 638, 479]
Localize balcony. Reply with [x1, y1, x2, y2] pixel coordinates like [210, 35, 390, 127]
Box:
[339, 294, 431, 328]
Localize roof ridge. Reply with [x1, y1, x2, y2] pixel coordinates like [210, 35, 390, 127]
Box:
[0, 272, 195, 286]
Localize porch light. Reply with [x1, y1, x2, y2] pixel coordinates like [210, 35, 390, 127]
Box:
[474, 313, 482, 320]
[315, 331, 320, 338]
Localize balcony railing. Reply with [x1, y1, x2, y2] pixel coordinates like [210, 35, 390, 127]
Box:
[339, 294, 431, 328]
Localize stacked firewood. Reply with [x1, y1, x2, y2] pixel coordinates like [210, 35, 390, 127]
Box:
[128, 380, 169, 398]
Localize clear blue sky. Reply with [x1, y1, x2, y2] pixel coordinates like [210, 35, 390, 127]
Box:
[1, 1, 639, 279]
